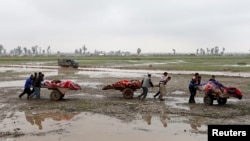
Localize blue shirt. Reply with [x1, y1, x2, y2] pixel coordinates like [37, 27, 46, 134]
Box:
[24, 77, 32, 89]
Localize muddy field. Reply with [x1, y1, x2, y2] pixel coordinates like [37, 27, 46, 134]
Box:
[0, 65, 250, 141]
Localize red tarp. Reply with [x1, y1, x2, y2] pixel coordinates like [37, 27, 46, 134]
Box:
[44, 80, 81, 90]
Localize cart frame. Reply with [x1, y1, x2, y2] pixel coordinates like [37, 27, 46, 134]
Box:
[102, 85, 141, 99]
[41, 86, 77, 101]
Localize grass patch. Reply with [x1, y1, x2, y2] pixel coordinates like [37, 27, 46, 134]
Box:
[237, 62, 247, 65]
[1, 54, 250, 72]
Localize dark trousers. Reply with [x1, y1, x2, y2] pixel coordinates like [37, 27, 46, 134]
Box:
[30, 88, 35, 95]
[154, 91, 160, 97]
[189, 86, 197, 103]
[154, 83, 161, 98]
[138, 87, 148, 99]
[19, 88, 31, 97]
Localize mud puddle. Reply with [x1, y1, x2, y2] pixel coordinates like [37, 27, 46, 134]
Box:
[0, 111, 207, 141]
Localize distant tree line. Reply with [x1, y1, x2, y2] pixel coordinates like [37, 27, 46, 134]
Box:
[0, 44, 51, 55]
[3, 44, 247, 56]
[196, 46, 225, 55]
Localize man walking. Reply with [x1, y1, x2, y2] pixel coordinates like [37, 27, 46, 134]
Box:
[29, 72, 43, 100]
[19, 74, 34, 99]
[158, 72, 171, 101]
[138, 73, 154, 100]
[154, 72, 169, 99]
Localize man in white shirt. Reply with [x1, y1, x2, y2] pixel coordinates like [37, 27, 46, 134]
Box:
[158, 72, 171, 101]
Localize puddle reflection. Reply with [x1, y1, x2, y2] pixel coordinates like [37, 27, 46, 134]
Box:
[0, 111, 207, 141]
[24, 111, 80, 130]
[141, 114, 169, 127]
[139, 113, 206, 134]
[188, 116, 206, 134]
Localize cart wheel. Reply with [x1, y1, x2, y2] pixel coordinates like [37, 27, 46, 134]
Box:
[122, 88, 134, 99]
[50, 90, 62, 101]
[203, 95, 213, 105]
[217, 98, 227, 105]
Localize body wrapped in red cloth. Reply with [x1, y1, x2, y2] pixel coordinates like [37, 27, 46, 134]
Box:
[102, 79, 141, 90]
[44, 80, 81, 90]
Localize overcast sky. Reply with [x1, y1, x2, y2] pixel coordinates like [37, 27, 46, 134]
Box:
[1, 0, 250, 54]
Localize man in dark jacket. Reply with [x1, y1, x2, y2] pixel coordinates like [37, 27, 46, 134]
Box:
[29, 72, 43, 100]
[188, 73, 201, 103]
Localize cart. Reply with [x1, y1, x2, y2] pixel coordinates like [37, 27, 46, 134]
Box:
[42, 80, 81, 101]
[199, 81, 242, 105]
[102, 79, 142, 99]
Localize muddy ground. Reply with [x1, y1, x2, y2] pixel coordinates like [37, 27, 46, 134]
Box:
[0, 66, 250, 141]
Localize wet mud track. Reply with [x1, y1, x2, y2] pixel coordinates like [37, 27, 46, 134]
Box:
[0, 66, 250, 141]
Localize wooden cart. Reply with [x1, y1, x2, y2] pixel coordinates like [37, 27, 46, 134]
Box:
[203, 87, 242, 105]
[102, 80, 141, 99]
[198, 81, 242, 105]
[41, 80, 81, 101]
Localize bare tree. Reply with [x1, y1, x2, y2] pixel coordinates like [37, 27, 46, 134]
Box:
[0, 44, 4, 54]
[172, 49, 176, 55]
[214, 46, 219, 54]
[82, 45, 87, 54]
[17, 46, 22, 55]
[31, 45, 38, 54]
[221, 47, 225, 55]
[75, 49, 79, 54]
[23, 47, 27, 54]
[199, 48, 205, 55]
[137, 48, 141, 55]
[79, 48, 82, 54]
[47, 46, 51, 54]
[206, 48, 210, 55]
[211, 48, 214, 54]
